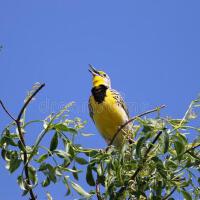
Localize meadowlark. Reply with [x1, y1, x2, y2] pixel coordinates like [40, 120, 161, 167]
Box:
[88, 65, 132, 147]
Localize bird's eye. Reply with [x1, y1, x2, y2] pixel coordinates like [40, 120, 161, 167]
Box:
[103, 74, 106, 77]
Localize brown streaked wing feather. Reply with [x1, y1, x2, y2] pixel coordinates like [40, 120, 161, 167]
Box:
[111, 89, 129, 118]
[88, 96, 95, 123]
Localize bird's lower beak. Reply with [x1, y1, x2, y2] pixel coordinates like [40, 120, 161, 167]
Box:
[88, 64, 99, 76]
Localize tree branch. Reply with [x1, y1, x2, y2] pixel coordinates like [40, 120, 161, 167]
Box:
[185, 144, 200, 154]
[130, 130, 163, 180]
[0, 83, 45, 200]
[162, 186, 177, 200]
[173, 143, 200, 161]
[17, 83, 45, 121]
[108, 104, 166, 146]
[117, 130, 164, 197]
[96, 178, 103, 200]
[0, 100, 16, 121]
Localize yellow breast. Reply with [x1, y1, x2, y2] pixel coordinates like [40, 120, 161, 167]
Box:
[90, 90, 129, 145]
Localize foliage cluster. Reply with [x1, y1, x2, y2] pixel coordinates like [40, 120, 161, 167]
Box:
[0, 83, 199, 200]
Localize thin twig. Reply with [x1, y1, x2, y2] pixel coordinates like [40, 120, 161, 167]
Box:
[96, 178, 103, 200]
[173, 143, 200, 161]
[17, 83, 45, 121]
[0, 83, 45, 200]
[130, 130, 163, 180]
[108, 104, 166, 146]
[162, 186, 177, 200]
[185, 144, 200, 154]
[0, 100, 16, 121]
[17, 84, 45, 200]
[117, 130, 164, 196]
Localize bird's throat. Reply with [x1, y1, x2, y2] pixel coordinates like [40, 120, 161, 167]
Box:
[92, 85, 108, 104]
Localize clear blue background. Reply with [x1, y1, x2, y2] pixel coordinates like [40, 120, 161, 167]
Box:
[0, 1, 200, 199]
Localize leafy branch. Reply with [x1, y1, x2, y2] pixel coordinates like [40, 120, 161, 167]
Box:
[0, 84, 199, 200]
[0, 83, 45, 200]
[108, 104, 166, 146]
[117, 130, 164, 197]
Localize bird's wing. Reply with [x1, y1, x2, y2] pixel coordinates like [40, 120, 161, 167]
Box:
[111, 89, 129, 118]
[88, 96, 95, 123]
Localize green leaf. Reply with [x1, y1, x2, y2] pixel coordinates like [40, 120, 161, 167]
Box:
[152, 157, 167, 178]
[72, 166, 79, 180]
[66, 127, 78, 134]
[4, 136, 18, 147]
[18, 140, 27, 152]
[74, 156, 88, 165]
[155, 181, 162, 197]
[198, 177, 200, 185]
[136, 136, 146, 158]
[28, 166, 38, 185]
[55, 124, 70, 131]
[17, 175, 27, 191]
[181, 190, 192, 200]
[63, 176, 71, 196]
[48, 167, 57, 183]
[9, 153, 21, 173]
[50, 132, 58, 151]
[36, 154, 48, 163]
[63, 167, 82, 173]
[1, 149, 6, 160]
[84, 149, 99, 157]
[165, 160, 178, 170]
[39, 162, 49, 171]
[176, 133, 187, 145]
[163, 131, 169, 153]
[71, 181, 91, 198]
[39, 163, 57, 183]
[54, 150, 68, 158]
[97, 163, 103, 176]
[42, 177, 50, 187]
[68, 144, 75, 158]
[55, 124, 78, 134]
[168, 119, 187, 126]
[174, 140, 185, 156]
[86, 165, 95, 186]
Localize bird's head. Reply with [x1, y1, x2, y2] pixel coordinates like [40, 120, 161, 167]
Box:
[89, 64, 111, 88]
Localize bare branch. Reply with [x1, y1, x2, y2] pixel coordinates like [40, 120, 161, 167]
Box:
[17, 83, 45, 121]
[185, 144, 200, 154]
[162, 186, 177, 200]
[96, 179, 104, 200]
[0, 100, 16, 121]
[108, 104, 166, 146]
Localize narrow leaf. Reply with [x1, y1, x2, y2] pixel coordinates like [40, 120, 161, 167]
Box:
[163, 131, 169, 153]
[50, 132, 58, 151]
[36, 154, 48, 163]
[72, 166, 79, 180]
[71, 181, 91, 198]
[181, 190, 192, 200]
[86, 165, 95, 186]
[74, 156, 88, 165]
[136, 136, 146, 158]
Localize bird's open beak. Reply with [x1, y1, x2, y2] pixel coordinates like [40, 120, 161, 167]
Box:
[88, 64, 99, 76]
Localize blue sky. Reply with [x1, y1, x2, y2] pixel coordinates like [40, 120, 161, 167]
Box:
[1, 1, 200, 199]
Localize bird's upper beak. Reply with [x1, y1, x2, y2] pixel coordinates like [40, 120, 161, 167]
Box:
[88, 64, 100, 76]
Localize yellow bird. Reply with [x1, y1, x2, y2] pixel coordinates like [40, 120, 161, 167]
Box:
[88, 65, 132, 147]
